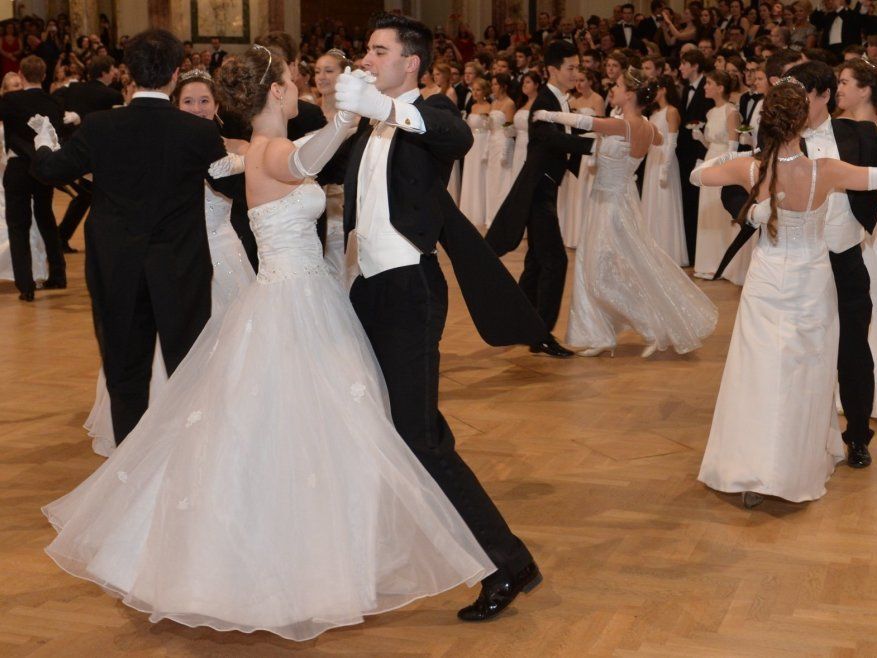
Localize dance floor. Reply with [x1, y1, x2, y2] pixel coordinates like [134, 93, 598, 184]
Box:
[3, 202, 877, 657]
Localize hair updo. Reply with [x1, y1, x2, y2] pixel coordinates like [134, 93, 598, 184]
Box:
[622, 67, 658, 108]
[737, 80, 809, 241]
[172, 69, 217, 106]
[216, 45, 287, 124]
[839, 58, 877, 111]
[706, 69, 731, 99]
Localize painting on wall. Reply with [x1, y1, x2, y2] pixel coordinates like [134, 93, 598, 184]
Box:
[191, 0, 250, 43]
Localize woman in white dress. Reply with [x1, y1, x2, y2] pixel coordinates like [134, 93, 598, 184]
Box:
[0, 71, 47, 283]
[693, 81, 877, 507]
[314, 48, 357, 283]
[84, 69, 255, 456]
[537, 68, 717, 357]
[459, 77, 490, 228]
[511, 71, 540, 180]
[485, 73, 515, 226]
[43, 45, 494, 642]
[559, 68, 603, 249]
[641, 74, 688, 266]
[693, 70, 741, 280]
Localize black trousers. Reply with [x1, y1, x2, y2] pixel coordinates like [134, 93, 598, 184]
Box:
[3, 158, 65, 293]
[679, 154, 701, 265]
[518, 179, 567, 332]
[58, 177, 92, 244]
[350, 256, 534, 577]
[830, 245, 874, 445]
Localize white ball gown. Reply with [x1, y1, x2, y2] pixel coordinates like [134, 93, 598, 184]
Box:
[484, 110, 513, 226]
[693, 103, 750, 281]
[641, 107, 688, 266]
[43, 182, 495, 641]
[565, 126, 718, 353]
[459, 112, 489, 228]
[511, 107, 529, 181]
[699, 161, 845, 502]
[559, 108, 597, 249]
[84, 184, 255, 456]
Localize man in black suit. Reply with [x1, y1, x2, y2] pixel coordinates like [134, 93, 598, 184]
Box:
[676, 49, 714, 265]
[208, 36, 226, 73]
[214, 31, 328, 271]
[812, 0, 866, 56]
[337, 13, 549, 623]
[0, 55, 66, 301]
[636, 0, 666, 43]
[32, 29, 227, 443]
[487, 40, 594, 348]
[612, 3, 646, 53]
[52, 55, 123, 253]
[718, 61, 877, 468]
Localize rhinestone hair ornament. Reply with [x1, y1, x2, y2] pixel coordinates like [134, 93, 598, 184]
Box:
[626, 66, 644, 86]
[179, 68, 212, 84]
[862, 55, 877, 69]
[253, 43, 273, 85]
[774, 76, 805, 89]
[326, 48, 348, 60]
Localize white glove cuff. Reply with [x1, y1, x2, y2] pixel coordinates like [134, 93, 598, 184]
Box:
[289, 111, 356, 179]
[869, 167, 877, 190]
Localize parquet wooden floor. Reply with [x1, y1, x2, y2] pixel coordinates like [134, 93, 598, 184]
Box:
[2, 201, 877, 657]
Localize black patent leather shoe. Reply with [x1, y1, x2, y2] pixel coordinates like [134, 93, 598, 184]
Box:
[529, 336, 574, 358]
[18, 290, 34, 302]
[848, 442, 872, 469]
[457, 562, 542, 622]
[42, 278, 67, 290]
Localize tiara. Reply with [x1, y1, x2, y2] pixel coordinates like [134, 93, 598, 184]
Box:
[253, 43, 273, 85]
[179, 68, 212, 83]
[774, 76, 805, 89]
[626, 66, 644, 86]
[326, 48, 348, 60]
[862, 55, 877, 69]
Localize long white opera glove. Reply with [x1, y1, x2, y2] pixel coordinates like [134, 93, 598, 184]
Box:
[870, 167, 877, 190]
[334, 67, 392, 122]
[728, 139, 739, 152]
[288, 109, 357, 179]
[63, 111, 81, 126]
[27, 114, 60, 151]
[660, 131, 678, 187]
[689, 148, 755, 186]
[532, 109, 594, 131]
[503, 123, 517, 139]
[691, 126, 708, 147]
[208, 153, 245, 178]
[745, 192, 784, 227]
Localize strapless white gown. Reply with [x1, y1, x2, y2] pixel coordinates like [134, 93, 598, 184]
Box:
[699, 173, 845, 502]
[459, 113, 489, 228]
[84, 184, 255, 456]
[565, 132, 717, 352]
[485, 110, 513, 226]
[43, 183, 494, 641]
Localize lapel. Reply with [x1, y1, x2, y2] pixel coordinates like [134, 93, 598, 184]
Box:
[832, 118, 860, 164]
[344, 118, 374, 230]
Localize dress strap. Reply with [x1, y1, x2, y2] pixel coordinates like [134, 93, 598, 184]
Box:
[748, 161, 757, 189]
[624, 119, 631, 143]
[805, 159, 818, 213]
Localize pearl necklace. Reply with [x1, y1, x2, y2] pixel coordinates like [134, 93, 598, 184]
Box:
[777, 152, 804, 163]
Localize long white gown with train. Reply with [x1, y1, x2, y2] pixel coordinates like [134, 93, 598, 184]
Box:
[459, 113, 489, 229]
[699, 161, 845, 502]
[565, 127, 718, 353]
[511, 107, 529, 181]
[43, 182, 495, 641]
[485, 110, 513, 227]
[84, 184, 254, 456]
[559, 108, 597, 249]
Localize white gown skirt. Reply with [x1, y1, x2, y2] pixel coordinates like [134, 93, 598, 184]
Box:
[44, 265, 494, 641]
[693, 143, 735, 278]
[699, 244, 845, 502]
[640, 146, 688, 267]
[566, 182, 718, 353]
[84, 221, 255, 455]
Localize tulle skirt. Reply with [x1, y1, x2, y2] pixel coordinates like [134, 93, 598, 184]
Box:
[566, 182, 718, 352]
[44, 265, 494, 641]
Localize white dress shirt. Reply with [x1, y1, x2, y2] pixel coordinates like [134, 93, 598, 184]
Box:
[131, 91, 171, 101]
[355, 87, 428, 278]
[686, 74, 703, 109]
[804, 117, 864, 253]
[829, 7, 844, 45]
[547, 82, 571, 134]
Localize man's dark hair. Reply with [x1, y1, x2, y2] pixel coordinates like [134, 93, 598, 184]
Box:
[19, 55, 46, 83]
[765, 48, 802, 79]
[728, 25, 745, 36]
[680, 48, 707, 71]
[87, 54, 115, 80]
[787, 59, 837, 113]
[583, 48, 603, 62]
[651, 0, 665, 13]
[371, 12, 433, 77]
[544, 39, 577, 70]
[802, 47, 832, 64]
[255, 31, 296, 64]
[699, 36, 715, 48]
[124, 29, 183, 89]
[621, 3, 635, 11]
[514, 43, 532, 58]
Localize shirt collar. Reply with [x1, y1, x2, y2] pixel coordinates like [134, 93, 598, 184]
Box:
[547, 82, 566, 105]
[815, 116, 833, 134]
[132, 90, 170, 101]
[690, 74, 704, 89]
[396, 87, 421, 104]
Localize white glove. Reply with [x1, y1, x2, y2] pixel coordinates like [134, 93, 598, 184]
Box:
[63, 111, 81, 126]
[335, 66, 392, 122]
[288, 108, 357, 179]
[746, 192, 783, 227]
[659, 164, 669, 187]
[691, 127, 707, 146]
[503, 123, 516, 139]
[27, 114, 60, 151]
[208, 152, 245, 178]
[501, 137, 514, 167]
[729, 139, 739, 153]
[738, 131, 752, 147]
[532, 109, 594, 131]
[689, 149, 753, 186]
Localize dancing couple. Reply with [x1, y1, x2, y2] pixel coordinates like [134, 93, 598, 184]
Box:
[37, 18, 550, 641]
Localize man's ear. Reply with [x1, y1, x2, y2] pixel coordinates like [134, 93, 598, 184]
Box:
[406, 54, 421, 75]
